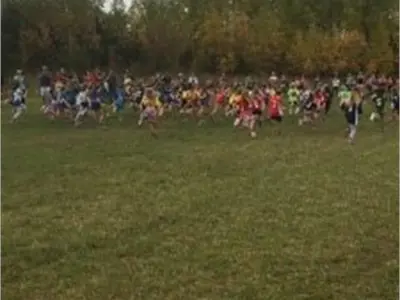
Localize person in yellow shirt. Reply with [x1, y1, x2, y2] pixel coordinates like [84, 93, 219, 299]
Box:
[225, 88, 238, 116]
[138, 88, 162, 136]
[180, 85, 192, 114]
[226, 88, 244, 117]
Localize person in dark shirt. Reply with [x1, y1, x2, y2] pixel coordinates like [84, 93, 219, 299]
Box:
[322, 84, 333, 115]
[106, 70, 118, 102]
[1, 74, 4, 101]
[369, 85, 386, 131]
[38, 66, 52, 108]
[340, 92, 359, 144]
[390, 86, 399, 121]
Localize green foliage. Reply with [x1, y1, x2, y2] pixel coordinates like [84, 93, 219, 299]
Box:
[2, 0, 398, 74]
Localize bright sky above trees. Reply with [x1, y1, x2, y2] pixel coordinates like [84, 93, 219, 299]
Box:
[103, 0, 131, 12]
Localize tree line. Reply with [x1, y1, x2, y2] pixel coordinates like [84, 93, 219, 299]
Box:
[2, 0, 399, 76]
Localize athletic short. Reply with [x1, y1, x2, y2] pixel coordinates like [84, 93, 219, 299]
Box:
[91, 102, 101, 111]
[143, 107, 157, 120]
[12, 100, 22, 107]
[59, 101, 70, 110]
[180, 99, 188, 108]
[252, 109, 262, 116]
[270, 115, 282, 122]
[376, 107, 384, 117]
[40, 86, 51, 97]
[201, 98, 210, 107]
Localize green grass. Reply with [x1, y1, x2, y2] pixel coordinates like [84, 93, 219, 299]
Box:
[2, 100, 399, 300]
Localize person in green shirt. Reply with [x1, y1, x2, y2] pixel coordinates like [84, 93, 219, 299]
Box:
[338, 85, 352, 108]
[287, 83, 300, 115]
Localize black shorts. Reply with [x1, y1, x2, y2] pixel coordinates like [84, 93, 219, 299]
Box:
[376, 107, 384, 117]
[324, 100, 331, 113]
[392, 102, 399, 113]
[91, 102, 101, 111]
[357, 104, 363, 115]
[60, 102, 69, 110]
[181, 99, 187, 108]
[252, 109, 262, 116]
[270, 115, 282, 122]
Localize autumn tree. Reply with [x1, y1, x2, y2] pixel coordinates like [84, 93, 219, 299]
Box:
[2, 0, 398, 75]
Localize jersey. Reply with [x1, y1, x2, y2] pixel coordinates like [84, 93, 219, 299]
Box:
[314, 91, 325, 108]
[332, 78, 340, 88]
[300, 90, 314, 111]
[371, 89, 386, 112]
[339, 90, 352, 107]
[76, 91, 89, 108]
[12, 88, 24, 106]
[287, 88, 300, 104]
[268, 95, 282, 117]
[141, 96, 161, 108]
[12, 75, 27, 92]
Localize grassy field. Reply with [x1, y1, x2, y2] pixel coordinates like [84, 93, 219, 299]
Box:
[2, 100, 399, 300]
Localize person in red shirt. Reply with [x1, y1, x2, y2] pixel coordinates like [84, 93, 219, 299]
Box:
[92, 69, 102, 87]
[211, 87, 226, 119]
[233, 91, 258, 138]
[54, 68, 68, 96]
[314, 88, 326, 116]
[251, 91, 263, 114]
[84, 71, 101, 88]
[267, 89, 284, 134]
[250, 90, 265, 135]
[83, 71, 93, 87]
[268, 89, 283, 122]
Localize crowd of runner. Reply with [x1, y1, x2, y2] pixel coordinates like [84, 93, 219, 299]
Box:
[4, 67, 399, 143]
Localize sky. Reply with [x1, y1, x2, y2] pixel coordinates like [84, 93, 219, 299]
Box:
[103, 0, 132, 12]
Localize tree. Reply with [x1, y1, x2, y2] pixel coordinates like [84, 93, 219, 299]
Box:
[2, 0, 398, 74]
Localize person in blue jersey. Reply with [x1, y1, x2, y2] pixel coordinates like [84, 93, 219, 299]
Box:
[105, 86, 125, 122]
[61, 83, 77, 119]
[160, 78, 177, 111]
[9, 87, 27, 123]
[340, 90, 359, 144]
[55, 80, 75, 118]
[54, 83, 67, 118]
[105, 70, 118, 103]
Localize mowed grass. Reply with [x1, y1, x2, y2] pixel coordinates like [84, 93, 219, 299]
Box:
[2, 100, 399, 300]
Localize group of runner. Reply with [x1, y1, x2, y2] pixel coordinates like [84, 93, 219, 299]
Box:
[4, 66, 399, 143]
